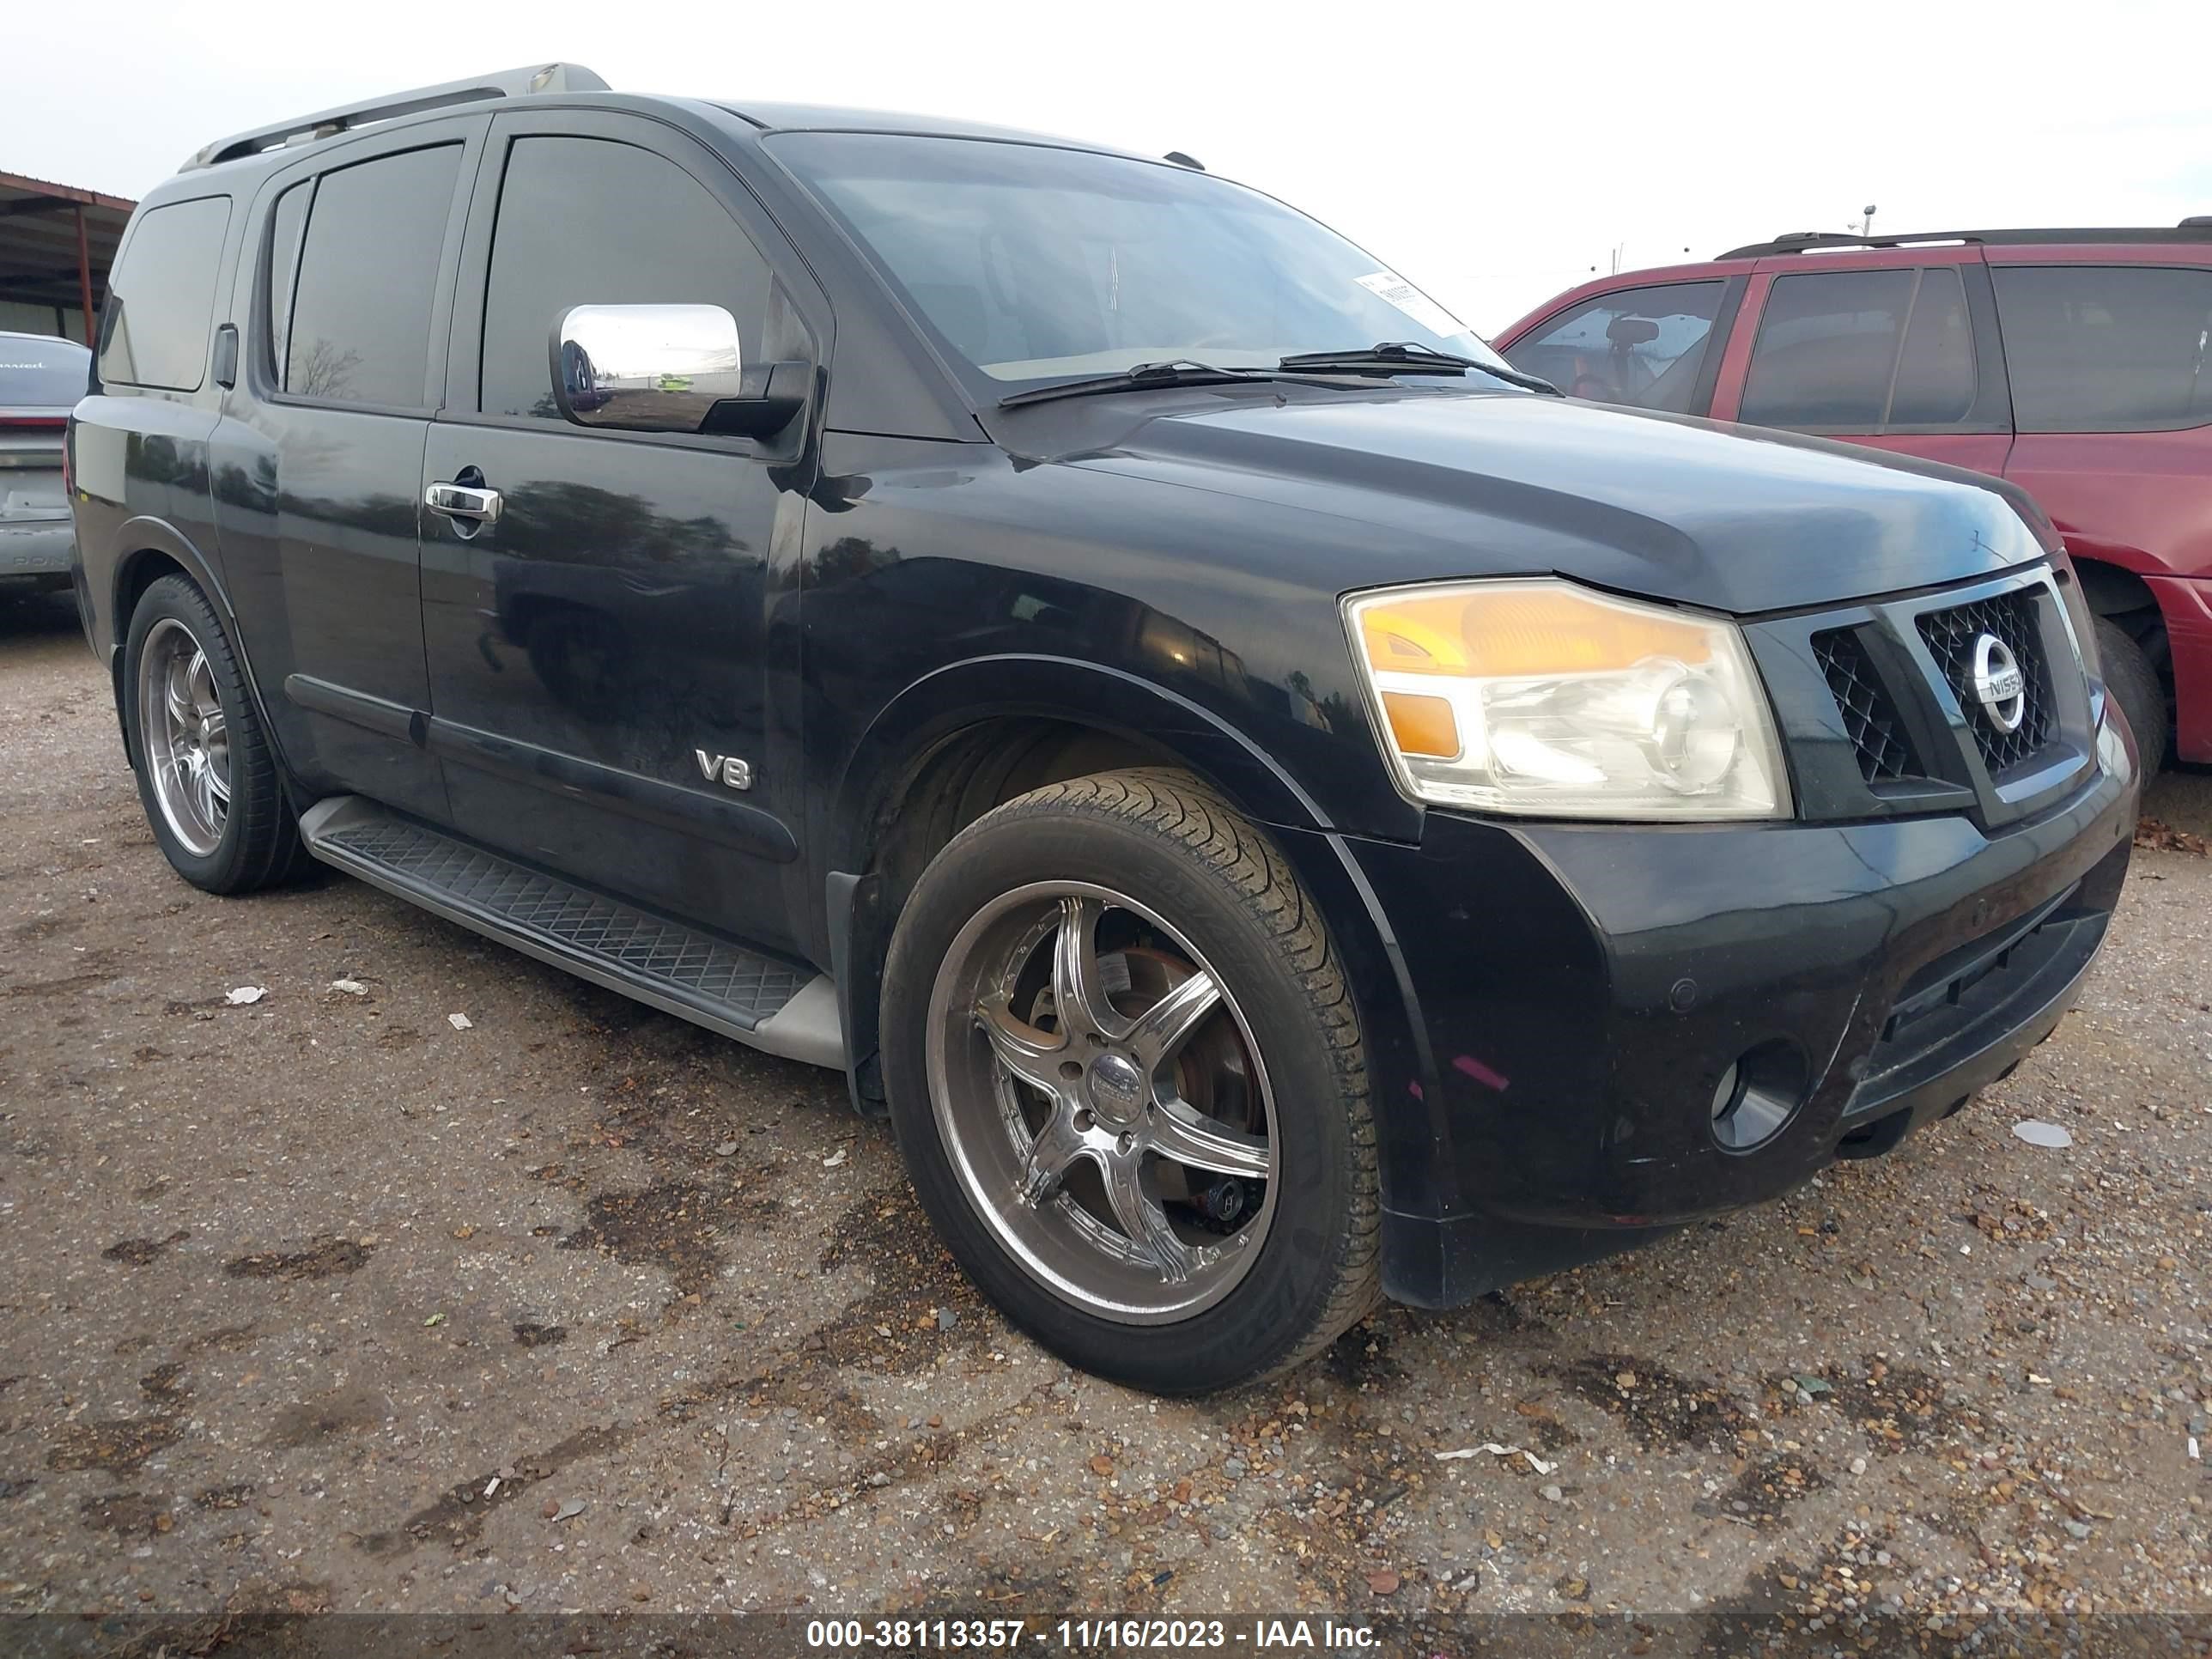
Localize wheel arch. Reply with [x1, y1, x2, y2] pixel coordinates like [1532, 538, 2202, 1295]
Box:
[823, 655, 1348, 1115]
[109, 517, 235, 640]
[2070, 553, 2162, 623]
[823, 659, 1440, 1296]
[106, 522, 291, 788]
[829, 655, 1334, 869]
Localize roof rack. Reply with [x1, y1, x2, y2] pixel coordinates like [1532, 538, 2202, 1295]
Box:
[179, 63, 609, 173]
[1717, 221, 2212, 260]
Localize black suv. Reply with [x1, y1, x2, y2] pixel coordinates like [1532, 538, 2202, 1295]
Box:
[70, 64, 2136, 1392]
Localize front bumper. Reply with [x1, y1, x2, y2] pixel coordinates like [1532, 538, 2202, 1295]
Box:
[1341, 726, 2136, 1308]
[0, 519, 74, 581]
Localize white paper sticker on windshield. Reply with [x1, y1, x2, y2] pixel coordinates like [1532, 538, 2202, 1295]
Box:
[1355, 270, 1465, 338]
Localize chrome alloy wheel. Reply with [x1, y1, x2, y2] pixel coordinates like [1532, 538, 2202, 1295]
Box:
[925, 881, 1279, 1322]
[137, 617, 230, 857]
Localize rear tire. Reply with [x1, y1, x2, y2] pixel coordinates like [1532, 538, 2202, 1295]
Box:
[124, 574, 310, 894]
[2094, 617, 2166, 775]
[881, 769, 1380, 1394]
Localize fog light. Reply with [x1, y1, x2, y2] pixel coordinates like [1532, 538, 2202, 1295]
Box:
[1710, 1042, 1808, 1152]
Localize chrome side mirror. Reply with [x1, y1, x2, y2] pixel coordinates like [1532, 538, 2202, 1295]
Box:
[552, 303, 759, 434]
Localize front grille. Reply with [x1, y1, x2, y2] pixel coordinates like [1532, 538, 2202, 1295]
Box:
[1916, 591, 2052, 774]
[1814, 629, 1919, 782]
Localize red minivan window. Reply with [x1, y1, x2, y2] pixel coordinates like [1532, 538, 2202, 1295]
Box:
[1499, 281, 1724, 411]
[1741, 267, 1974, 430]
[1993, 264, 2212, 432]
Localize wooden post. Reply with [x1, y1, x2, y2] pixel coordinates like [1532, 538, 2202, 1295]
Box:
[74, 204, 97, 346]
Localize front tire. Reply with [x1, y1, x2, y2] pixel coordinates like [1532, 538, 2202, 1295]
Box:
[125, 574, 309, 894]
[881, 769, 1379, 1393]
[2094, 617, 2166, 776]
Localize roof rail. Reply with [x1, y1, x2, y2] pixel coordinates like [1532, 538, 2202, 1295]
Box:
[1719, 223, 2212, 260]
[179, 63, 609, 173]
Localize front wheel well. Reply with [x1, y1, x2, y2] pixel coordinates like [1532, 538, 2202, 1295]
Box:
[837, 718, 1206, 1110]
[868, 720, 1186, 900]
[2069, 555, 2172, 682]
[2072, 555, 2159, 623]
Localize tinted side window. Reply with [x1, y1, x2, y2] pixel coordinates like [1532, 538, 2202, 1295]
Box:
[480, 137, 771, 421]
[100, 196, 232, 392]
[286, 144, 462, 407]
[1887, 267, 1974, 425]
[1741, 267, 1975, 429]
[1994, 265, 2212, 431]
[1741, 269, 1909, 427]
[264, 180, 311, 381]
[1502, 282, 1724, 412]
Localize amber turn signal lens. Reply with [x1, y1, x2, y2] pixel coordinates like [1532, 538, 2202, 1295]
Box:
[1358, 587, 1714, 678]
[1381, 690, 1459, 758]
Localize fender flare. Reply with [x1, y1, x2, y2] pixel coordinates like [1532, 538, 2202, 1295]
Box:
[820, 656, 1436, 1155]
[106, 517, 289, 784]
[829, 653, 1335, 874]
[109, 514, 238, 639]
[825, 653, 1444, 1255]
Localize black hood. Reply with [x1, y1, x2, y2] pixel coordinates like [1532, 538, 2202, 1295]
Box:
[1038, 387, 2045, 615]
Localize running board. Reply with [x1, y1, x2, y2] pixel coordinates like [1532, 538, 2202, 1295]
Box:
[297, 797, 843, 1069]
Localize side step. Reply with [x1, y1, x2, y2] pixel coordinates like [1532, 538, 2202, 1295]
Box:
[298, 797, 843, 1069]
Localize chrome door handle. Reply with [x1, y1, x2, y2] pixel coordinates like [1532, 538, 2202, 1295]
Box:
[423, 481, 502, 523]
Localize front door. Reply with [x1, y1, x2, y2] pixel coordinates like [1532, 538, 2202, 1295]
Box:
[419, 112, 822, 951]
[212, 123, 483, 822]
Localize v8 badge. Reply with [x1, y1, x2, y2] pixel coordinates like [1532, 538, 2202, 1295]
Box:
[696, 750, 753, 791]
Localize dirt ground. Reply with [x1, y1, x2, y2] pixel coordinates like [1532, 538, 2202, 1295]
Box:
[1, 587, 2207, 1647]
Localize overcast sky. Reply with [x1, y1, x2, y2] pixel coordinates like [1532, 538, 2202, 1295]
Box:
[10, 0, 2209, 332]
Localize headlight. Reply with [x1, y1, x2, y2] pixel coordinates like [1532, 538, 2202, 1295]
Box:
[1344, 579, 1792, 820]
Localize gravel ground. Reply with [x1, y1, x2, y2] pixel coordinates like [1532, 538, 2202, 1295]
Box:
[1, 588, 2207, 1644]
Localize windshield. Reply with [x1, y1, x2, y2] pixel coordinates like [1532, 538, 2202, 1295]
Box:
[766, 133, 1507, 393]
[0, 335, 90, 407]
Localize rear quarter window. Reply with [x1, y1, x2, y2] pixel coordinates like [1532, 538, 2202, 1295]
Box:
[1993, 264, 2212, 431]
[99, 196, 233, 392]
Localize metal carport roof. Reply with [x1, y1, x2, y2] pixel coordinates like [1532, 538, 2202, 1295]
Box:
[1, 170, 136, 342]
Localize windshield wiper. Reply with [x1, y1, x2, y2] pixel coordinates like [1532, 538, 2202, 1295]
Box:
[998, 359, 1349, 409]
[1279, 342, 1560, 395]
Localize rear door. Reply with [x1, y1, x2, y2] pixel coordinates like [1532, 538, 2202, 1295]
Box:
[1712, 250, 2012, 477]
[210, 119, 485, 821]
[1992, 256, 2212, 572]
[1992, 254, 2212, 756]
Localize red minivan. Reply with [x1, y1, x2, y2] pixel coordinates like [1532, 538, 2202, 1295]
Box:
[1495, 224, 2212, 772]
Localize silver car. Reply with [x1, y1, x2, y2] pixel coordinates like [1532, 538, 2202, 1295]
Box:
[1, 330, 88, 596]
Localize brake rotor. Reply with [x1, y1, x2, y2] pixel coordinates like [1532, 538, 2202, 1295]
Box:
[1023, 941, 1265, 1236]
[1024, 944, 1259, 1133]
